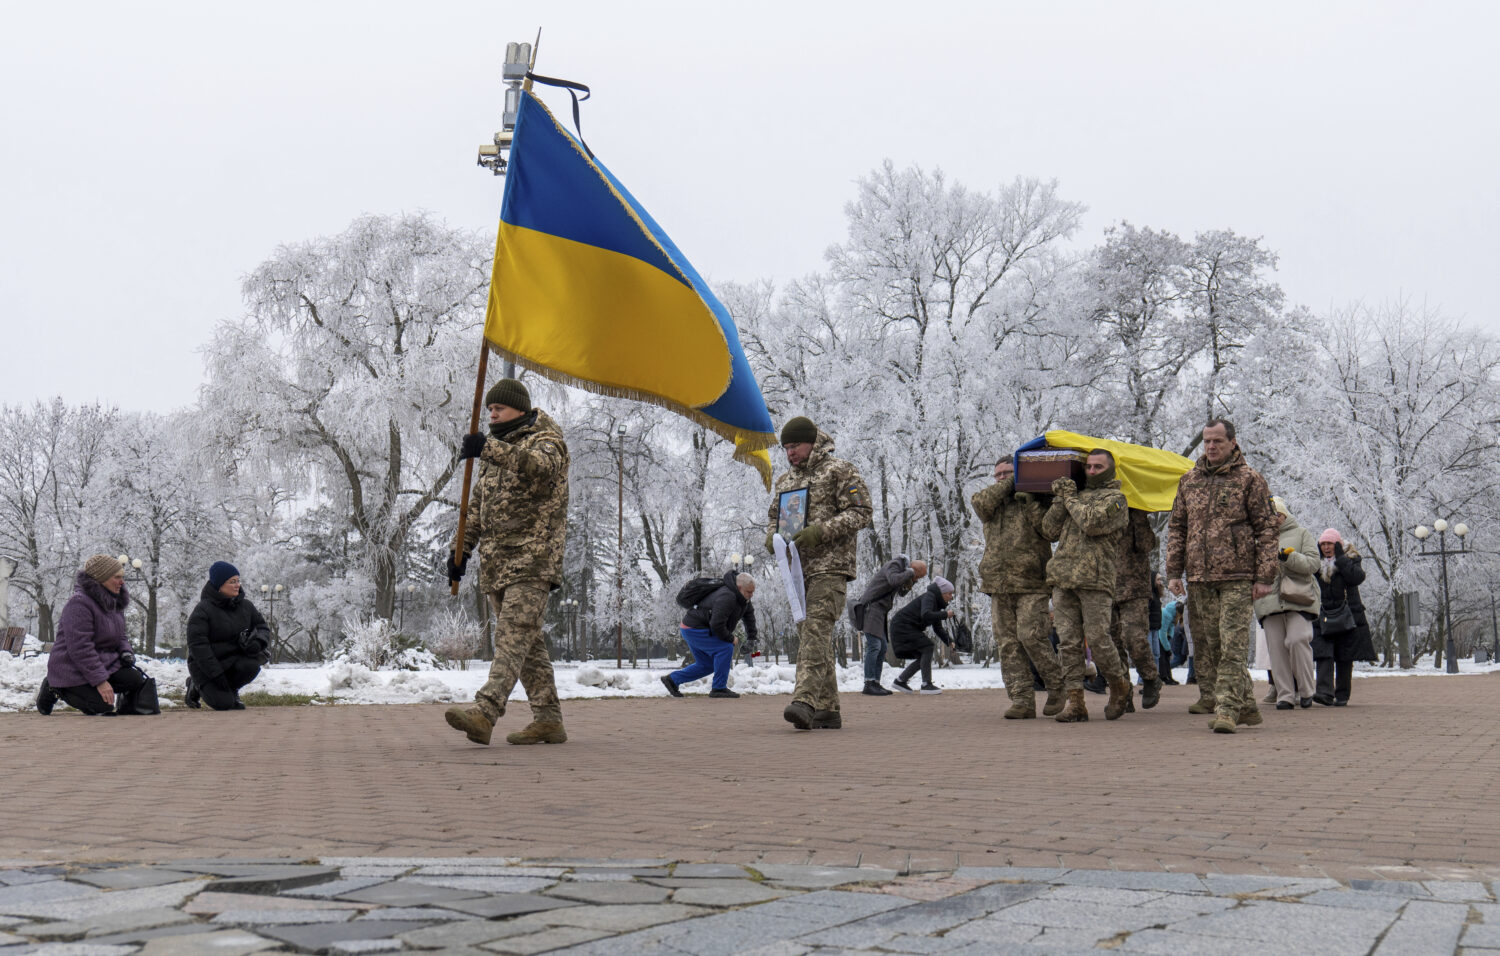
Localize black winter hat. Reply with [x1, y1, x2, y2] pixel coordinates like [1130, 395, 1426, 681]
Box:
[780, 416, 817, 445]
[485, 378, 531, 413]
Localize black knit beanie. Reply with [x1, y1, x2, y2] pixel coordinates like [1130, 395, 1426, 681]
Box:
[485, 378, 531, 413]
[780, 416, 817, 445]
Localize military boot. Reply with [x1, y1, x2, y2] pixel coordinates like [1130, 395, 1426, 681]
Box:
[506, 720, 567, 745]
[1041, 685, 1065, 717]
[783, 700, 815, 730]
[1209, 710, 1237, 733]
[1141, 677, 1163, 710]
[1054, 689, 1088, 722]
[444, 706, 494, 746]
[1187, 694, 1217, 714]
[1236, 707, 1263, 727]
[1003, 699, 1036, 720]
[1104, 676, 1133, 720]
[810, 709, 842, 729]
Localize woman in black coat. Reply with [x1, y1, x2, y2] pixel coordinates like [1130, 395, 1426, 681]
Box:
[184, 562, 270, 710]
[1312, 530, 1370, 706]
[888, 578, 955, 694]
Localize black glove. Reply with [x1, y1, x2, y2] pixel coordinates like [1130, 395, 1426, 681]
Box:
[447, 552, 469, 584]
[460, 433, 487, 460]
[1333, 541, 1344, 558]
[120, 651, 136, 668]
[1278, 547, 1293, 562]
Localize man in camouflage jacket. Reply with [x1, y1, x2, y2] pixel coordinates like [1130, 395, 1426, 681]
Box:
[766, 416, 872, 730]
[444, 378, 570, 747]
[1041, 449, 1133, 722]
[971, 454, 1064, 719]
[1166, 419, 1279, 733]
[1110, 508, 1162, 710]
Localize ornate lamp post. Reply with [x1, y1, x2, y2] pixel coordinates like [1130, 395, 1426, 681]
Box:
[1414, 519, 1470, 674]
[118, 555, 145, 649]
[259, 583, 284, 655]
[615, 423, 626, 669]
[560, 598, 579, 659]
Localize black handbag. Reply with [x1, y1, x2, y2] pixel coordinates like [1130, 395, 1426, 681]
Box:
[117, 669, 161, 716]
[1321, 602, 1356, 636]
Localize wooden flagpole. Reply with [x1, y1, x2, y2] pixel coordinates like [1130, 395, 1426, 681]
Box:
[452, 37, 539, 596]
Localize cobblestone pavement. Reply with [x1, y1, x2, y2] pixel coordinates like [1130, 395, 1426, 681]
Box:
[0, 856, 1495, 954]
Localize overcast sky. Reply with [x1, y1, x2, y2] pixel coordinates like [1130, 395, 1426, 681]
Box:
[3, 0, 1496, 413]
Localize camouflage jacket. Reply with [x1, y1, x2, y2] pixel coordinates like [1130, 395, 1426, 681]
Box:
[1114, 508, 1159, 603]
[766, 429, 872, 581]
[1165, 449, 1279, 586]
[1041, 478, 1129, 595]
[456, 409, 570, 593]
[970, 477, 1052, 596]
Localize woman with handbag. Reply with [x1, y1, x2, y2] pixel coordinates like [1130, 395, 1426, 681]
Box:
[184, 562, 271, 710]
[35, 555, 152, 716]
[1313, 529, 1367, 706]
[1253, 499, 1321, 709]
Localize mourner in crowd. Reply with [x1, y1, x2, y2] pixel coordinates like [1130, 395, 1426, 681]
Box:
[1313, 528, 1372, 707]
[890, 577, 956, 694]
[1166, 419, 1280, 733]
[36, 555, 147, 717]
[184, 562, 271, 710]
[662, 571, 758, 698]
[1253, 499, 1320, 710]
[849, 554, 927, 696]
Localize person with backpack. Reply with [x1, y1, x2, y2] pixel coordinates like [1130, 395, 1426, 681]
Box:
[889, 577, 956, 694]
[662, 571, 758, 699]
[848, 555, 927, 696]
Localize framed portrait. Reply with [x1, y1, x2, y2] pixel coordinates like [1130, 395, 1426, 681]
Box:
[777, 488, 809, 538]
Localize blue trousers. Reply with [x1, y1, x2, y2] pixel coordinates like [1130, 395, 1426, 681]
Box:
[862, 633, 887, 681]
[671, 627, 735, 690]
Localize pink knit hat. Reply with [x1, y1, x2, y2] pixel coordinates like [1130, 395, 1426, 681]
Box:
[1318, 528, 1344, 545]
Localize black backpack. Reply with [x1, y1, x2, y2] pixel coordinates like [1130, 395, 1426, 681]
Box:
[953, 620, 973, 653]
[675, 576, 725, 609]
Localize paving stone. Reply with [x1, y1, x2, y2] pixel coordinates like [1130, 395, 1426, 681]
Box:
[338, 881, 486, 906]
[527, 902, 709, 932]
[0, 944, 139, 955]
[1466, 924, 1500, 948]
[776, 890, 918, 917]
[319, 857, 517, 869]
[1200, 874, 1327, 897]
[0, 916, 24, 928]
[352, 907, 474, 921]
[656, 911, 837, 955]
[212, 908, 356, 925]
[987, 898, 1173, 934]
[1051, 870, 1207, 893]
[566, 867, 672, 880]
[205, 865, 342, 894]
[480, 925, 613, 954]
[409, 866, 565, 878]
[1119, 927, 1306, 956]
[672, 883, 795, 907]
[330, 941, 404, 954]
[1375, 916, 1464, 955]
[1302, 889, 1416, 911]
[0, 880, 99, 913]
[544, 880, 670, 905]
[257, 919, 436, 952]
[1048, 885, 1169, 906]
[951, 867, 1068, 883]
[0, 871, 65, 887]
[673, 864, 752, 879]
[738, 944, 813, 956]
[284, 877, 394, 899]
[6, 883, 202, 921]
[438, 893, 580, 920]
[86, 923, 222, 945]
[135, 929, 279, 955]
[1170, 900, 1396, 954]
[1400, 899, 1471, 922]
[69, 869, 199, 891]
[531, 858, 671, 869]
[398, 918, 535, 949]
[941, 918, 1044, 946]
[829, 887, 1028, 936]
[157, 858, 307, 871]
[1350, 879, 1430, 897]
[407, 876, 555, 894]
[646, 877, 773, 889]
[1426, 881, 1493, 902]
[0, 929, 23, 945]
[793, 922, 899, 949]
[185, 891, 365, 914]
[25, 907, 196, 940]
[754, 865, 897, 889]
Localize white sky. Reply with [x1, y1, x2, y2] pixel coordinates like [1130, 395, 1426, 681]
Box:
[2, 0, 1496, 413]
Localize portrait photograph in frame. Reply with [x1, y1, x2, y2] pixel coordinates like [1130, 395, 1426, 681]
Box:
[777, 488, 809, 538]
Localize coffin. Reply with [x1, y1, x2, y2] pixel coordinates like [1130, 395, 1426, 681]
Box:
[1015, 448, 1087, 493]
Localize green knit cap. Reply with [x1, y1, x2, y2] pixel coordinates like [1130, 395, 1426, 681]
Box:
[780, 416, 817, 445]
[484, 378, 531, 413]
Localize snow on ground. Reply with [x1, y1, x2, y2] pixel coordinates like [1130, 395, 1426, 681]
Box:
[2, 647, 1498, 712]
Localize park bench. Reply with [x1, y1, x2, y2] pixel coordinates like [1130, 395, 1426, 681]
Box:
[1, 627, 27, 655]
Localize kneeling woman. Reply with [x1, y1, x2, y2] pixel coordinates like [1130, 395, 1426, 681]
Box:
[184, 562, 270, 710]
[37, 555, 146, 715]
[889, 577, 955, 694]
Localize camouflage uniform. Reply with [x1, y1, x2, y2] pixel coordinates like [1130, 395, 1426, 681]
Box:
[456, 410, 569, 725]
[1042, 477, 1129, 690]
[767, 429, 872, 715]
[971, 477, 1062, 707]
[1109, 509, 1160, 683]
[1165, 448, 1278, 723]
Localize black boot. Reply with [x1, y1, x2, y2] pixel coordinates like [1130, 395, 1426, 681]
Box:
[35, 678, 56, 716]
[184, 676, 202, 710]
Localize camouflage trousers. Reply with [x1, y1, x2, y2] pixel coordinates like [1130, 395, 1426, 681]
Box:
[475, 582, 562, 725]
[793, 573, 846, 714]
[1186, 580, 1254, 718]
[991, 592, 1062, 705]
[1053, 587, 1126, 690]
[1109, 597, 1159, 682]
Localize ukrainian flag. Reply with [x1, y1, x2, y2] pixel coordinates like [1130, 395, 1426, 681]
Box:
[485, 90, 775, 486]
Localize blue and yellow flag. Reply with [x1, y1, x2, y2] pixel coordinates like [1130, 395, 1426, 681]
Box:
[1016, 430, 1193, 512]
[485, 91, 775, 486]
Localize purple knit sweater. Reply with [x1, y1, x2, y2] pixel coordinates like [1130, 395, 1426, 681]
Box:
[47, 572, 131, 689]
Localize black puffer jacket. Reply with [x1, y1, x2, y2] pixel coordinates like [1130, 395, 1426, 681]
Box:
[681, 571, 758, 643]
[185, 582, 271, 684]
[1313, 549, 1375, 663]
[889, 582, 952, 658]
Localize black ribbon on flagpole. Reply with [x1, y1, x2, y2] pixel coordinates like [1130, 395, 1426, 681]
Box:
[525, 73, 593, 156]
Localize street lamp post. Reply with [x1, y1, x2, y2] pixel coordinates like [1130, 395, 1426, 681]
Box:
[1414, 519, 1470, 674]
[615, 424, 626, 669]
[259, 583, 284, 657]
[560, 598, 579, 660]
[118, 555, 145, 650]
